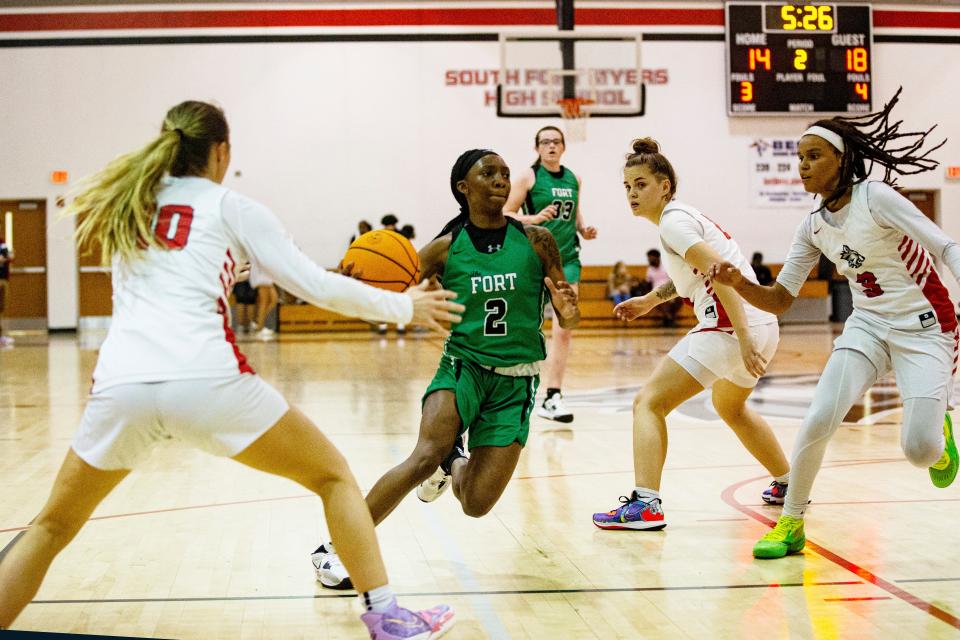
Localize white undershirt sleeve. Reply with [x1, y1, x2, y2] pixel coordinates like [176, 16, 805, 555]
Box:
[776, 217, 822, 298]
[221, 191, 413, 324]
[658, 209, 706, 257]
[867, 181, 960, 283]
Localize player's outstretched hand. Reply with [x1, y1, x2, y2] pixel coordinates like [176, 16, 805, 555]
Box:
[544, 277, 578, 320]
[338, 261, 364, 280]
[579, 226, 598, 240]
[532, 204, 558, 224]
[613, 295, 657, 321]
[708, 261, 743, 288]
[406, 280, 464, 337]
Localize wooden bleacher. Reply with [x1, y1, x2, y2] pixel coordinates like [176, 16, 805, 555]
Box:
[278, 263, 830, 333]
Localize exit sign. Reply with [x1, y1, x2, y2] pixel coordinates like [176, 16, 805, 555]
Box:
[50, 170, 68, 184]
[946, 166, 960, 180]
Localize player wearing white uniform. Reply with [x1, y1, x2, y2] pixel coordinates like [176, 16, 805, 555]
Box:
[711, 90, 960, 560]
[0, 101, 461, 640]
[593, 138, 790, 531]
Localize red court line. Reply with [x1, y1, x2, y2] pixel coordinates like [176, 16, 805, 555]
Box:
[0, 457, 903, 534]
[0, 494, 313, 534]
[824, 597, 892, 602]
[720, 467, 960, 631]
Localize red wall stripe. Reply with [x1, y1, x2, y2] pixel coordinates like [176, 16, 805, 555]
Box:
[0, 8, 556, 32]
[873, 10, 960, 29]
[0, 7, 956, 33]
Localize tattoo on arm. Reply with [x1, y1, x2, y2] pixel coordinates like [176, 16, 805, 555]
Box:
[654, 280, 677, 301]
[526, 226, 563, 275]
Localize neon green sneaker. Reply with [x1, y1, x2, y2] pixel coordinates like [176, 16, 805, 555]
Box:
[753, 515, 805, 559]
[929, 413, 958, 489]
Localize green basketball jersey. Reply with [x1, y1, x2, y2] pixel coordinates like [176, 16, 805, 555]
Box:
[523, 164, 580, 264]
[442, 219, 547, 368]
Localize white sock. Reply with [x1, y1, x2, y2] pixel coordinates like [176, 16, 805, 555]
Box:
[773, 471, 790, 484]
[634, 487, 660, 502]
[361, 584, 397, 613]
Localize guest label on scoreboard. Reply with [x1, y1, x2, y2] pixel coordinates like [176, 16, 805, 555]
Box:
[726, 3, 872, 116]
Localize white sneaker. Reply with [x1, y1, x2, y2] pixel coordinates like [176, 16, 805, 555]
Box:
[416, 467, 452, 503]
[0, 336, 13, 347]
[256, 326, 276, 340]
[537, 393, 573, 423]
[311, 544, 353, 590]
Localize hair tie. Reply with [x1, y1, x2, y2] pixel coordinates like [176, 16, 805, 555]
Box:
[802, 125, 845, 153]
[173, 128, 185, 140]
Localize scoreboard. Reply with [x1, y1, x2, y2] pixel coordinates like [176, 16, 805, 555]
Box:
[726, 2, 873, 116]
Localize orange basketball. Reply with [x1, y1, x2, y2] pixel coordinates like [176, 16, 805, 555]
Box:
[341, 230, 420, 292]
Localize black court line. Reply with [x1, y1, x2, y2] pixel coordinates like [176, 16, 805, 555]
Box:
[896, 577, 960, 584]
[30, 580, 863, 605]
[0, 520, 32, 563]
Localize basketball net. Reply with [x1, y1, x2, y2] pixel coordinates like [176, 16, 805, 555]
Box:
[557, 97, 594, 143]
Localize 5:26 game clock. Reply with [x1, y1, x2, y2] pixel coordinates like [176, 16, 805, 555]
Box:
[726, 2, 873, 116]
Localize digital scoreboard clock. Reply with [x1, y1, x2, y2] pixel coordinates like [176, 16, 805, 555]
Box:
[726, 2, 873, 116]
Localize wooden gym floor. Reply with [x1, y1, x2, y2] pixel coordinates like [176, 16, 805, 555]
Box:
[1, 325, 958, 639]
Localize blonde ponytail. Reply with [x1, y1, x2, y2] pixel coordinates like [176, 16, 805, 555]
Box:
[69, 100, 229, 265]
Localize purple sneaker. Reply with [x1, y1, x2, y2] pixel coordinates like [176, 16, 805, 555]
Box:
[361, 603, 455, 640]
[762, 481, 788, 505]
[592, 492, 666, 531]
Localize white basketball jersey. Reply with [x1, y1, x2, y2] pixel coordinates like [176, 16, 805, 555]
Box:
[659, 201, 776, 331]
[811, 181, 956, 333]
[92, 177, 251, 391]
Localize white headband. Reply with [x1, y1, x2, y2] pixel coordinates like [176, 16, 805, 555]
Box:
[802, 125, 845, 153]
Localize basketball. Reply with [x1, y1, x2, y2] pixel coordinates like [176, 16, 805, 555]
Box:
[341, 230, 420, 292]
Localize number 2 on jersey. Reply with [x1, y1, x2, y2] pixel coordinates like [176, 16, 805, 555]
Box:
[155, 205, 195, 249]
[484, 298, 508, 335]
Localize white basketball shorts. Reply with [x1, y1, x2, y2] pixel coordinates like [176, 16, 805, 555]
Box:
[668, 322, 780, 389]
[72, 374, 289, 470]
[834, 311, 958, 404]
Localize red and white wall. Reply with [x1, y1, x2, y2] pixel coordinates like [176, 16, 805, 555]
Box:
[0, 1, 958, 328]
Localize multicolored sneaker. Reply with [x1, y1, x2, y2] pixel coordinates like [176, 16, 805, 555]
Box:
[592, 492, 666, 530]
[753, 515, 805, 559]
[361, 603, 455, 640]
[929, 413, 958, 489]
[761, 480, 788, 505]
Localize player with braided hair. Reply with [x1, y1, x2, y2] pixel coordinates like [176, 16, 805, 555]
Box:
[711, 89, 959, 559]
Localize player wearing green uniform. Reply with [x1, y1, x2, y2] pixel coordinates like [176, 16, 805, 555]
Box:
[311, 149, 579, 591]
[504, 126, 597, 424]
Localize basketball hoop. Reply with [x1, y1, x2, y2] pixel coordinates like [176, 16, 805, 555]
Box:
[557, 97, 594, 143]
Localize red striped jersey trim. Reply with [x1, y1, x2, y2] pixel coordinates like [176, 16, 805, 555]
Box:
[920, 270, 957, 333]
[218, 249, 252, 374]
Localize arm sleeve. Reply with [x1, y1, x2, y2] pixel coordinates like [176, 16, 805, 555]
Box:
[868, 181, 960, 283]
[658, 209, 706, 257]
[221, 192, 413, 324]
[775, 217, 821, 297]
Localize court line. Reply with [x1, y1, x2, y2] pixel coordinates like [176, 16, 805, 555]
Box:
[27, 580, 864, 605]
[896, 577, 960, 584]
[824, 597, 892, 602]
[740, 497, 960, 508]
[0, 457, 904, 535]
[720, 463, 960, 631]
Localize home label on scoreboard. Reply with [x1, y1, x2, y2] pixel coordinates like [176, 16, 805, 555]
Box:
[726, 2, 873, 116]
